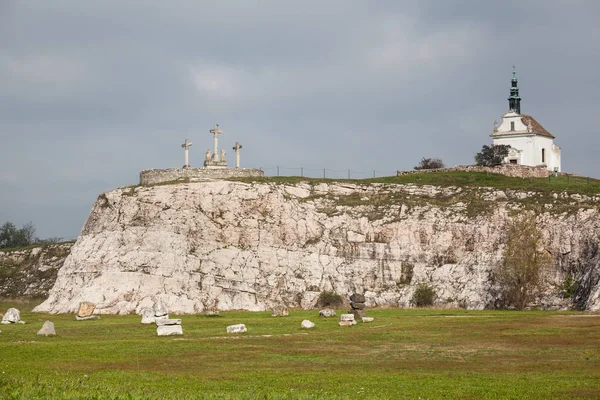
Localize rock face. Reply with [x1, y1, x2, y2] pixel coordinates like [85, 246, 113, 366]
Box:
[33, 180, 600, 314]
[0, 244, 72, 299]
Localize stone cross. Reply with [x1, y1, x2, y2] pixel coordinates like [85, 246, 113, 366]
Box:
[181, 139, 192, 168]
[210, 124, 222, 160]
[232, 142, 242, 168]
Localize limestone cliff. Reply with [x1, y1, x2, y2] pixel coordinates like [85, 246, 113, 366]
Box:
[33, 180, 600, 314]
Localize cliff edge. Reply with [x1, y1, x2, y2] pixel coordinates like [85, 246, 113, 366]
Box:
[33, 179, 600, 314]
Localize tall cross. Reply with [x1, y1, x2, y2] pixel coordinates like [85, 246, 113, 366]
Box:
[209, 124, 222, 160]
[232, 142, 243, 168]
[181, 139, 192, 168]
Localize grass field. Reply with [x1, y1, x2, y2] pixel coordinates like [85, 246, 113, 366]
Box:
[228, 171, 600, 195]
[1, 302, 599, 399]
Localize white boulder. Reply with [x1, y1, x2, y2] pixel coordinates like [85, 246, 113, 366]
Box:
[227, 324, 247, 333]
[157, 325, 183, 336]
[37, 321, 56, 336]
[1, 308, 21, 324]
[140, 308, 155, 324]
[319, 309, 336, 318]
[301, 320, 315, 329]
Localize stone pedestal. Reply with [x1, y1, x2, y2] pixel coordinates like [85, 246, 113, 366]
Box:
[349, 293, 368, 322]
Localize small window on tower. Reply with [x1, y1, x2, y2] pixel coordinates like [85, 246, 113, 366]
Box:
[510, 122, 515, 131]
[542, 148, 545, 163]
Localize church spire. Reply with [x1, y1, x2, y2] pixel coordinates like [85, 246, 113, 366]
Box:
[508, 65, 521, 114]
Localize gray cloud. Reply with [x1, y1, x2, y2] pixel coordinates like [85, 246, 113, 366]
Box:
[1, 1, 598, 239]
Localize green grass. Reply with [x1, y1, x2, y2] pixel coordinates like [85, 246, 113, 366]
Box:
[0, 241, 75, 253]
[229, 171, 600, 195]
[1, 302, 599, 399]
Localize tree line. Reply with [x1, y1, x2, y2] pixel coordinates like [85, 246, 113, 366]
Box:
[0, 221, 63, 249]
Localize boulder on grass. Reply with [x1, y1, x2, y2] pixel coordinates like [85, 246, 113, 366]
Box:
[37, 321, 56, 336]
[361, 317, 374, 323]
[349, 293, 365, 303]
[319, 309, 336, 318]
[301, 320, 315, 329]
[155, 318, 182, 326]
[271, 305, 289, 317]
[77, 302, 96, 318]
[153, 301, 168, 317]
[1, 308, 21, 324]
[140, 308, 155, 324]
[227, 324, 247, 333]
[157, 325, 183, 336]
[339, 314, 357, 326]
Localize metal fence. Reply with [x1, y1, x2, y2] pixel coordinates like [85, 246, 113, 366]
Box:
[258, 166, 398, 179]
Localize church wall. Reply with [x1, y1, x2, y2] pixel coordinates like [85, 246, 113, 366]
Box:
[493, 135, 560, 172]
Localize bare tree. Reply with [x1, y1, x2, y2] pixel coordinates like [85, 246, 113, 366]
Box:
[495, 213, 551, 309]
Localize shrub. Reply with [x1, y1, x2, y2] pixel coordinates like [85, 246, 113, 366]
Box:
[560, 274, 578, 299]
[474, 144, 511, 166]
[317, 291, 343, 308]
[414, 157, 445, 170]
[495, 213, 551, 309]
[411, 283, 436, 307]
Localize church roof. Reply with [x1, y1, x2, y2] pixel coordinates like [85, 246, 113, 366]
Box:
[520, 114, 555, 139]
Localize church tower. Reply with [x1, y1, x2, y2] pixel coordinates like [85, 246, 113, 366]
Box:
[508, 65, 521, 114]
[490, 67, 561, 172]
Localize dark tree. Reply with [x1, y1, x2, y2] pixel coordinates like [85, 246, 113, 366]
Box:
[414, 157, 445, 170]
[0, 221, 37, 248]
[474, 144, 511, 166]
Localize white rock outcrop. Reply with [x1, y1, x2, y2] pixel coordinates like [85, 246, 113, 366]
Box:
[32, 180, 600, 314]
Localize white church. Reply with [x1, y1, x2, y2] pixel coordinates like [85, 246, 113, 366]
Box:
[490, 67, 561, 172]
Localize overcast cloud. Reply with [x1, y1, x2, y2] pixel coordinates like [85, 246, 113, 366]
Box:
[0, 0, 599, 240]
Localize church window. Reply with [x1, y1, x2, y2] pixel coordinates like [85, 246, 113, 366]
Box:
[542, 148, 545, 163]
[510, 121, 515, 131]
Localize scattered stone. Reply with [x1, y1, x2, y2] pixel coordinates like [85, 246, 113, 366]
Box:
[37, 321, 56, 336]
[155, 318, 182, 326]
[77, 302, 96, 318]
[227, 324, 247, 333]
[203, 309, 221, 317]
[140, 308, 155, 324]
[348, 293, 367, 320]
[319, 308, 336, 318]
[361, 317, 374, 323]
[271, 305, 289, 317]
[301, 320, 315, 329]
[349, 293, 365, 303]
[1, 308, 21, 324]
[157, 325, 183, 336]
[339, 314, 357, 326]
[153, 301, 168, 317]
[76, 315, 100, 321]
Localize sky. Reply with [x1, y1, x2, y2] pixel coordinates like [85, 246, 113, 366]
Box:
[1, 0, 599, 240]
